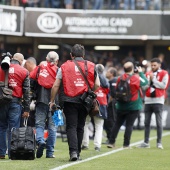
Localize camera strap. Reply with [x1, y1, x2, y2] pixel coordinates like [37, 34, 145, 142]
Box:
[73, 59, 92, 91]
[4, 70, 9, 88]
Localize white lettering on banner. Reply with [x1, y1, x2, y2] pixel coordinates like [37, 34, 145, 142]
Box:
[0, 12, 17, 32]
[37, 13, 62, 33]
[65, 17, 109, 26]
[65, 16, 133, 34]
[109, 18, 133, 27]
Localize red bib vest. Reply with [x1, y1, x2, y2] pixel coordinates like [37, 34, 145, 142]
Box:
[30, 62, 58, 89]
[61, 60, 95, 97]
[116, 73, 140, 101]
[145, 70, 168, 98]
[0, 64, 28, 98]
[95, 87, 109, 105]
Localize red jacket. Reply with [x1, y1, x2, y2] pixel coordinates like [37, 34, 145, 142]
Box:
[61, 60, 95, 97]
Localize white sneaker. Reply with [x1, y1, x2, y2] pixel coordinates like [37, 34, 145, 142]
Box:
[157, 143, 163, 149]
[137, 142, 150, 148]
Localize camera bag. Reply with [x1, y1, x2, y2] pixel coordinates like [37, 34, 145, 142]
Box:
[73, 60, 100, 117]
[10, 118, 36, 160]
[0, 70, 13, 106]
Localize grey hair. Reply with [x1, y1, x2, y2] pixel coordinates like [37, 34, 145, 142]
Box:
[96, 64, 105, 73]
[46, 51, 59, 63]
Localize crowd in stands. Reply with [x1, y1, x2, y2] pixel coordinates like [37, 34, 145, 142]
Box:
[1, 0, 170, 10]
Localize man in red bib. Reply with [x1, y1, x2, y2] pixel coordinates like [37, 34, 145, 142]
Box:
[30, 51, 59, 158]
[138, 58, 169, 149]
[0, 52, 30, 159]
[50, 44, 100, 161]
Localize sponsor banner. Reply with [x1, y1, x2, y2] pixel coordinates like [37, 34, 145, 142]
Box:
[0, 5, 24, 36]
[161, 11, 170, 40]
[25, 8, 161, 39]
[134, 105, 170, 130]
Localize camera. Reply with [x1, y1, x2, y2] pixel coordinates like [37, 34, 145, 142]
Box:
[80, 90, 97, 110]
[1, 52, 12, 70]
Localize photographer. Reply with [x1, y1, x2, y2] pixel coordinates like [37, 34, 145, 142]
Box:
[107, 61, 148, 149]
[137, 58, 169, 149]
[0, 53, 30, 159]
[50, 44, 100, 161]
[30, 51, 59, 159]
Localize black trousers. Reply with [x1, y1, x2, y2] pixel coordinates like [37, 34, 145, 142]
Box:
[104, 100, 117, 140]
[109, 110, 139, 146]
[63, 102, 87, 156]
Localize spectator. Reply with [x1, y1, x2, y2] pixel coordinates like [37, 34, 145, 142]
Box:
[103, 67, 118, 144]
[137, 58, 169, 149]
[107, 61, 148, 149]
[0, 52, 30, 159]
[11, 0, 19, 6]
[93, 0, 104, 9]
[64, 0, 73, 9]
[124, 0, 135, 10]
[157, 53, 167, 71]
[108, 0, 120, 9]
[145, 0, 161, 10]
[50, 44, 100, 161]
[30, 51, 59, 158]
[44, 0, 60, 8]
[82, 64, 109, 151]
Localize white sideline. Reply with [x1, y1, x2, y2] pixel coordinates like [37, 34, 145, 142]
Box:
[50, 132, 170, 170]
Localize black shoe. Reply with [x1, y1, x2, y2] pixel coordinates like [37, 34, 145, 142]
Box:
[95, 147, 100, 152]
[46, 155, 55, 158]
[69, 152, 78, 161]
[36, 143, 46, 158]
[0, 155, 5, 159]
[102, 140, 109, 145]
[81, 145, 89, 150]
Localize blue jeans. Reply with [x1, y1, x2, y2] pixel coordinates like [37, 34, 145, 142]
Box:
[144, 104, 163, 144]
[93, 0, 103, 9]
[124, 0, 135, 10]
[45, 0, 60, 8]
[0, 102, 22, 157]
[35, 103, 57, 157]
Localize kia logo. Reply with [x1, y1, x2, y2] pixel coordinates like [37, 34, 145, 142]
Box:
[37, 13, 62, 33]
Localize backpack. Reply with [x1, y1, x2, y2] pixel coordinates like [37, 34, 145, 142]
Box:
[116, 75, 132, 102]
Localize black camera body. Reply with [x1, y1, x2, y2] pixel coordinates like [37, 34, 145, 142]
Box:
[80, 90, 97, 111]
[1, 52, 12, 70]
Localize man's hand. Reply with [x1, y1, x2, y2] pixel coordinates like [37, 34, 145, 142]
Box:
[22, 112, 29, 118]
[49, 102, 55, 111]
[136, 66, 143, 73]
[149, 72, 154, 80]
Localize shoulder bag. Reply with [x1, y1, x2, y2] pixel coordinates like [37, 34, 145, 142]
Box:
[0, 69, 13, 106]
